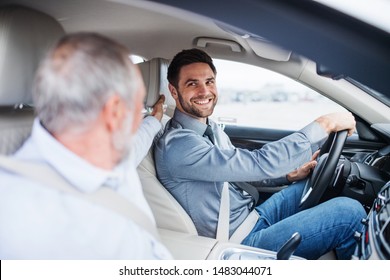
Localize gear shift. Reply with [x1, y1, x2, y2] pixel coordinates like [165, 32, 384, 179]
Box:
[277, 232, 302, 260]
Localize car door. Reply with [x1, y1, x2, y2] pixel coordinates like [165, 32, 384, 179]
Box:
[225, 121, 386, 156]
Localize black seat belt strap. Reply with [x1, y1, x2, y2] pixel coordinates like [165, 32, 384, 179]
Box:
[231, 181, 260, 210]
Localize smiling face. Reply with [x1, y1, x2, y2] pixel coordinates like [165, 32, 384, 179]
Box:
[169, 62, 218, 123]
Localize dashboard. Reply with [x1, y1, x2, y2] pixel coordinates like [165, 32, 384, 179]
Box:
[329, 124, 390, 211]
[350, 124, 390, 259]
[339, 148, 390, 210]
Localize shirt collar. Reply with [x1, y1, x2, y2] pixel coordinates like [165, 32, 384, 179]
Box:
[172, 108, 209, 136]
[31, 118, 127, 193]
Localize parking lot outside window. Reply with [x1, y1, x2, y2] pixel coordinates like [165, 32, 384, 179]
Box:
[210, 59, 346, 130]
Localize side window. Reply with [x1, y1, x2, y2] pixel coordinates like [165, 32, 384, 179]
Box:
[210, 59, 346, 130]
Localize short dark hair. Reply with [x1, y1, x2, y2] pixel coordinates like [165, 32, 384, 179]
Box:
[167, 48, 217, 88]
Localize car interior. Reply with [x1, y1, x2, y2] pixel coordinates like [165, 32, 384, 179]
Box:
[0, 0, 389, 260]
[0, 4, 299, 260]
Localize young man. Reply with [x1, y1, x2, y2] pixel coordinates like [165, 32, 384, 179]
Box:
[154, 48, 366, 260]
[0, 33, 171, 259]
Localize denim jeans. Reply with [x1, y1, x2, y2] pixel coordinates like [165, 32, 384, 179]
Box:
[241, 180, 366, 260]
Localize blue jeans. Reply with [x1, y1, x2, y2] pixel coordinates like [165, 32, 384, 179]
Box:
[241, 180, 366, 260]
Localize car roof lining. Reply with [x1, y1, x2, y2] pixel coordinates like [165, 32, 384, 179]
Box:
[1, 0, 389, 126]
[151, 0, 390, 98]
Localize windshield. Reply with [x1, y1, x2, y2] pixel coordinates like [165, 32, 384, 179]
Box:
[345, 77, 390, 107]
[313, 0, 390, 33]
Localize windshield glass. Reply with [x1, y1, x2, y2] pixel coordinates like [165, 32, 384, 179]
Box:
[346, 77, 390, 107]
[313, 0, 390, 33]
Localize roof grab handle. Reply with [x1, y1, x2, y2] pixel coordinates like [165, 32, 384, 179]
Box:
[195, 37, 242, 53]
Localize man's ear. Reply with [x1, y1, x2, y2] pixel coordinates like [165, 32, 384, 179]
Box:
[102, 94, 125, 132]
[169, 83, 178, 100]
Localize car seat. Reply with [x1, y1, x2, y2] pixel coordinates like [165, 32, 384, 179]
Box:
[137, 58, 199, 234]
[0, 5, 65, 155]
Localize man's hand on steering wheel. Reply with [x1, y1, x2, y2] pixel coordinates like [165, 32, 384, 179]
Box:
[297, 111, 355, 211]
[287, 150, 320, 183]
[315, 112, 356, 136]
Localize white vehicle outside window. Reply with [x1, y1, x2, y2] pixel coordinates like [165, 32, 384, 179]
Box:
[210, 59, 347, 130]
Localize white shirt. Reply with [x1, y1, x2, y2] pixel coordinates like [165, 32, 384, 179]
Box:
[0, 117, 172, 259]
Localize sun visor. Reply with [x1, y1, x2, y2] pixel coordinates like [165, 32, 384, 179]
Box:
[214, 20, 291, 61]
[247, 37, 291, 61]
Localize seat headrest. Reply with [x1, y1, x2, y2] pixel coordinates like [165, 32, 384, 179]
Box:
[0, 6, 65, 106]
[138, 58, 175, 117]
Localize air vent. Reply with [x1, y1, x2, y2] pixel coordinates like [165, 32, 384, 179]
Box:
[364, 154, 374, 165]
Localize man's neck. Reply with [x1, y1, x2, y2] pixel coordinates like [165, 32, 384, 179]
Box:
[176, 108, 208, 124]
[53, 124, 117, 170]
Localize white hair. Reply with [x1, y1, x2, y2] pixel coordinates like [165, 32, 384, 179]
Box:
[33, 32, 142, 134]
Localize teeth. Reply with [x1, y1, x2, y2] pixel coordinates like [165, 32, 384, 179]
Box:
[194, 99, 210, 105]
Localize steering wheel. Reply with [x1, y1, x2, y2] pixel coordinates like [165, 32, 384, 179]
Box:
[299, 130, 348, 211]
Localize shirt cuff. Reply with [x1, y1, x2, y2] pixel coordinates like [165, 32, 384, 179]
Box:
[253, 175, 290, 188]
[274, 175, 290, 186]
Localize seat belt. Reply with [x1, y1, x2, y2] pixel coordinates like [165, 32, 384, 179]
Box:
[218, 182, 258, 242]
[204, 123, 260, 242]
[231, 181, 259, 210]
[0, 156, 160, 240]
[216, 182, 230, 241]
[216, 182, 260, 243]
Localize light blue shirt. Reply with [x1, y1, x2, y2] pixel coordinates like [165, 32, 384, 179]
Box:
[0, 117, 172, 259]
[155, 109, 328, 238]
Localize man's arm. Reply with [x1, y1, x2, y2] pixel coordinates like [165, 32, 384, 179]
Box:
[149, 95, 165, 122]
[156, 111, 355, 184]
[157, 126, 320, 183]
[264, 112, 356, 184]
[265, 112, 356, 184]
[133, 95, 165, 166]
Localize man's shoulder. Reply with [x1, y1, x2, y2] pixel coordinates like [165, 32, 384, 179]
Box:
[154, 121, 207, 165]
[158, 121, 198, 144]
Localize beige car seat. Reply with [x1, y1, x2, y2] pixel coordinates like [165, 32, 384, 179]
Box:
[137, 58, 198, 235]
[0, 5, 65, 155]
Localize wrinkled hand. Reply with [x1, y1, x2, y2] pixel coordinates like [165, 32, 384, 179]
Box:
[316, 111, 356, 136]
[287, 150, 320, 182]
[150, 94, 165, 121]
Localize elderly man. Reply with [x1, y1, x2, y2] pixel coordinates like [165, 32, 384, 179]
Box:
[0, 33, 171, 259]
